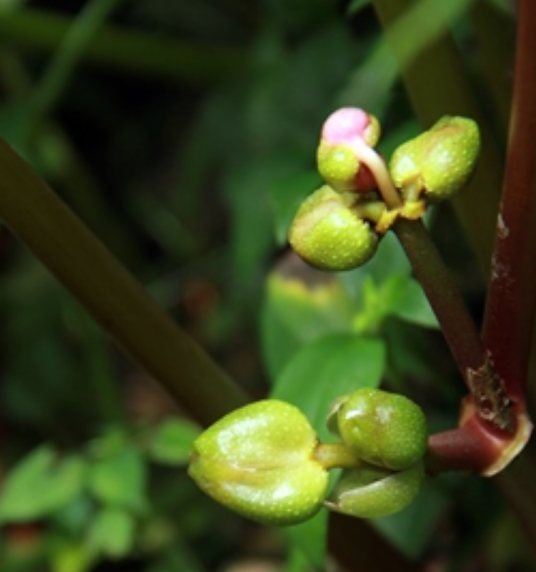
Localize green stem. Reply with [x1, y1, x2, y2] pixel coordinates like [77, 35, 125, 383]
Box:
[26, 0, 125, 136]
[313, 443, 360, 470]
[0, 7, 245, 83]
[0, 135, 249, 426]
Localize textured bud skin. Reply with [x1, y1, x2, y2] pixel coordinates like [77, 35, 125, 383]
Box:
[333, 388, 428, 471]
[317, 143, 359, 192]
[326, 461, 424, 518]
[317, 143, 377, 193]
[188, 400, 329, 526]
[289, 186, 379, 272]
[389, 116, 480, 201]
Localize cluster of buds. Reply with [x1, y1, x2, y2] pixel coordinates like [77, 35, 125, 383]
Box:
[289, 108, 480, 272]
[189, 389, 428, 525]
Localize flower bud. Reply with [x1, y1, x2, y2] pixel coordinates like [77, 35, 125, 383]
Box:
[289, 185, 379, 272]
[325, 461, 424, 518]
[322, 107, 381, 148]
[188, 400, 329, 526]
[389, 116, 480, 202]
[328, 388, 428, 471]
[317, 142, 377, 193]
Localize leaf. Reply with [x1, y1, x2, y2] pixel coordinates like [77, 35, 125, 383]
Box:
[87, 445, 147, 513]
[352, 275, 438, 333]
[147, 418, 201, 466]
[347, 0, 371, 15]
[0, 446, 85, 523]
[86, 507, 135, 559]
[261, 264, 356, 379]
[389, 277, 438, 328]
[270, 333, 386, 569]
[271, 333, 385, 441]
[371, 478, 448, 559]
[270, 170, 322, 246]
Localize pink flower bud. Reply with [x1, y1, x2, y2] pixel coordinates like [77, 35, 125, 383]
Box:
[322, 108, 380, 148]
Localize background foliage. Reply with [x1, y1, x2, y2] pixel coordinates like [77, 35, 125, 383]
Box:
[0, 0, 529, 571]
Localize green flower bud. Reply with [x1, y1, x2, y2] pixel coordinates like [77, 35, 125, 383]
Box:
[188, 400, 329, 526]
[328, 388, 428, 471]
[317, 143, 376, 193]
[325, 461, 424, 518]
[389, 116, 480, 202]
[289, 185, 379, 272]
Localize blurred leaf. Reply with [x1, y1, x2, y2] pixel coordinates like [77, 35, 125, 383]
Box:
[353, 275, 438, 333]
[339, 232, 411, 299]
[52, 539, 96, 572]
[371, 478, 448, 560]
[270, 169, 321, 246]
[271, 332, 385, 441]
[348, 0, 371, 15]
[271, 333, 385, 567]
[261, 261, 357, 380]
[284, 511, 327, 571]
[87, 445, 147, 513]
[0, 446, 85, 523]
[147, 418, 201, 466]
[86, 507, 135, 559]
[389, 276, 438, 328]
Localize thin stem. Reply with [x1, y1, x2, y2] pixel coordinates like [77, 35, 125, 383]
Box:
[482, 0, 536, 405]
[395, 217, 516, 432]
[26, 0, 125, 135]
[313, 443, 361, 470]
[0, 135, 249, 426]
[353, 135, 512, 427]
[394, 219, 486, 373]
[0, 7, 245, 83]
[350, 139, 402, 209]
[371, 0, 504, 275]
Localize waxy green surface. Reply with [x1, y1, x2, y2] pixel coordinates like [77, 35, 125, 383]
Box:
[329, 388, 428, 471]
[189, 400, 329, 526]
[289, 185, 378, 272]
[389, 116, 480, 201]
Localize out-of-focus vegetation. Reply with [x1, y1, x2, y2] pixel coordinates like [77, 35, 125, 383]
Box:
[0, 0, 531, 571]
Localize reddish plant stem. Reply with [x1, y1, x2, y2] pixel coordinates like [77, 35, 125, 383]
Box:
[482, 0, 536, 405]
[394, 218, 486, 374]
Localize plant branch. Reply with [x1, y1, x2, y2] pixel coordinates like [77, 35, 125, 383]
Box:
[371, 0, 504, 275]
[482, 0, 536, 405]
[0, 135, 249, 426]
[0, 7, 245, 83]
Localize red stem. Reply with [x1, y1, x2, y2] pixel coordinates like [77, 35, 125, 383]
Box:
[482, 0, 536, 405]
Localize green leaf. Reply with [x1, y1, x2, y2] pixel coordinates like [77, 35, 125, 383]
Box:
[347, 0, 371, 16]
[86, 507, 135, 559]
[147, 418, 201, 466]
[272, 333, 385, 441]
[0, 446, 85, 523]
[352, 275, 438, 334]
[88, 445, 147, 513]
[270, 333, 386, 569]
[371, 478, 448, 560]
[270, 170, 322, 245]
[261, 267, 356, 380]
[389, 277, 438, 328]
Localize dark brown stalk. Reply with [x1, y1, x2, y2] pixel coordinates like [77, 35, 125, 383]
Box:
[0, 136, 248, 426]
[482, 0, 536, 405]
